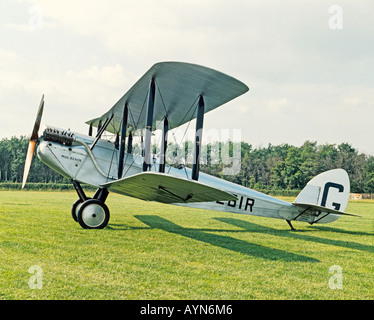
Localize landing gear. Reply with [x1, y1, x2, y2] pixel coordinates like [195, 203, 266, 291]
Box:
[71, 180, 110, 229]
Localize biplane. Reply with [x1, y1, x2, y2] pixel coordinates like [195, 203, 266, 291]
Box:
[22, 62, 358, 229]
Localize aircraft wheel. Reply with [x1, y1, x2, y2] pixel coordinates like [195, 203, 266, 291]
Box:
[71, 199, 83, 222]
[71, 198, 92, 222]
[77, 199, 110, 229]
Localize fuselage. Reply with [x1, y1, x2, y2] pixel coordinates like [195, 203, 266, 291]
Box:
[37, 127, 339, 224]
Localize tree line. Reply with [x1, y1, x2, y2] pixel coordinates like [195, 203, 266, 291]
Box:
[0, 136, 68, 184]
[191, 140, 374, 193]
[1, 136, 374, 193]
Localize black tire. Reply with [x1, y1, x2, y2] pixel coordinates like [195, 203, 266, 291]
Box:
[71, 199, 82, 222]
[71, 198, 91, 222]
[77, 199, 110, 229]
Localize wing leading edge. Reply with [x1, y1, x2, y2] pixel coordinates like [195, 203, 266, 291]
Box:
[101, 172, 237, 204]
[86, 62, 249, 134]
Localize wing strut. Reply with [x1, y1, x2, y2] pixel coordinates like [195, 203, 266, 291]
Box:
[159, 116, 168, 173]
[127, 131, 133, 153]
[143, 78, 155, 172]
[118, 103, 128, 179]
[192, 95, 204, 181]
[97, 120, 102, 134]
[91, 114, 113, 150]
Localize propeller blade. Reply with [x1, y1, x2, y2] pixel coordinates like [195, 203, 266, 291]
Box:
[31, 94, 44, 142]
[22, 140, 36, 189]
[22, 94, 45, 189]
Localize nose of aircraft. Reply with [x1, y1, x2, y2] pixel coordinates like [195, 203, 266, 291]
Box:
[37, 140, 70, 178]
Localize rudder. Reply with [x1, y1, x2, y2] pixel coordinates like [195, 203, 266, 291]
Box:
[294, 169, 350, 213]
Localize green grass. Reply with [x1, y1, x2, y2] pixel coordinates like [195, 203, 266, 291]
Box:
[0, 191, 373, 300]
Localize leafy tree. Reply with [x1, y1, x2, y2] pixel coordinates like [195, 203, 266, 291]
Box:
[364, 156, 374, 192]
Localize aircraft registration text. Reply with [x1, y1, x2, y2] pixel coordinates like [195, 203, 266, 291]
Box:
[216, 195, 255, 212]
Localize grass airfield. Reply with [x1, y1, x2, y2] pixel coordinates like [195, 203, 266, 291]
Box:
[0, 190, 373, 300]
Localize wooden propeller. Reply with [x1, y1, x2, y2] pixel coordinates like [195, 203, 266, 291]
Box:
[22, 95, 44, 188]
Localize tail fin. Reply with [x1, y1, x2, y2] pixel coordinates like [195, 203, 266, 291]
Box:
[294, 169, 350, 212]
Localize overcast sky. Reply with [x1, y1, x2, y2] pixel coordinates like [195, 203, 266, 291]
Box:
[1, 0, 373, 154]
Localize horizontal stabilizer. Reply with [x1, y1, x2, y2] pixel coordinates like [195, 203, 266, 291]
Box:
[101, 172, 237, 204]
[292, 202, 360, 217]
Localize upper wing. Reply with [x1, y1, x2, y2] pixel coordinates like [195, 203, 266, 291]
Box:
[101, 171, 237, 204]
[86, 61, 249, 134]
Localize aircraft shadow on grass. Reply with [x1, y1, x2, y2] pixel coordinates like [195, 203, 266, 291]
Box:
[307, 225, 374, 237]
[215, 218, 374, 255]
[130, 215, 374, 260]
[134, 215, 319, 263]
